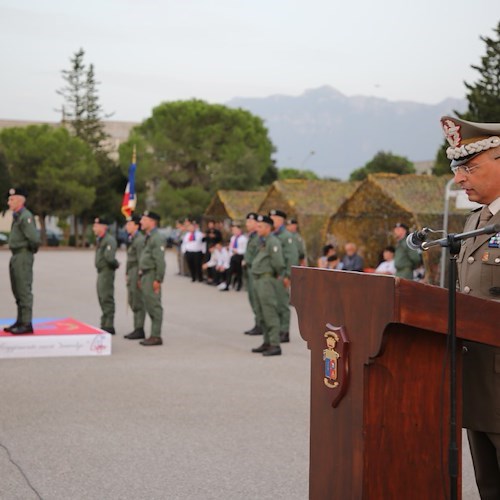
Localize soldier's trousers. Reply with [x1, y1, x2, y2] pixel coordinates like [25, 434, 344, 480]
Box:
[276, 279, 291, 332]
[253, 275, 280, 346]
[127, 267, 145, 330]
[141, 272, 163, 338]
[245, 270, 262, 327]
[97, 268, 115, 329]
[9, 250, 34, 323]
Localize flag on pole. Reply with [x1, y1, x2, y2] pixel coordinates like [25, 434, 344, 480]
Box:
[121, 146, 137, 218]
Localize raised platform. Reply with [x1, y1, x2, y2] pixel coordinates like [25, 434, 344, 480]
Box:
[0, 317, 111, 359]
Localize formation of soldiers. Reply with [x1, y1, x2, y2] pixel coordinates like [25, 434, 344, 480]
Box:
[208, 209, 305, 357]
[92, 210, 166, 346]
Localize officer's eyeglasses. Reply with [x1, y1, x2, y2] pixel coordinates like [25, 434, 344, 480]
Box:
[451, 154, 500, 175]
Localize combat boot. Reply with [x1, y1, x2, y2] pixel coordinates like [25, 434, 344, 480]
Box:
[251, 343, 270, 353]
[10, 323, 34, 335]
[280, 331, 290, 343]
[3, 321, 20, 333]
[245, 325, 263, 336]
[124, 328, 145, 340]
[263, 345, 282, 356]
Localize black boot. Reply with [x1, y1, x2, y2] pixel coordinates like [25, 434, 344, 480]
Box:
[3, 321, 20, 333]
[263, 345, 282, 356]
[280, 331, 290, 343]
[102, 326, 116, 335]
[245, 325, 263, 336]
[124, 328, 145, 340]
[251, 343, 270, 353]
[10, 323, 34, 335]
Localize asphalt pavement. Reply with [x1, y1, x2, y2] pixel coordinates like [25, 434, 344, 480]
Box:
[0, 248, 479, 499]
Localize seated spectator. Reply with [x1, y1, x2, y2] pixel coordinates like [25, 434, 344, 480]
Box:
[339, 242, 364, 272]
[317, 244, 336, 268]
[374, 246, 396, 275]
[326, 253, 340, 270]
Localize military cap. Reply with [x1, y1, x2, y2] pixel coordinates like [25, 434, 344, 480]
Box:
[441, 116, 500, 167]
[269, 209, 287, 219]
[143, 210, 161, 222]
[257, 215, 273, 225]
[287, 218, 298, 225]
[246, 212, 258, 220]
[7, 187, 27, 198]
[394, 222, 409, 231]
[126, 214, 142, 225]
[94, 216, 111, 225]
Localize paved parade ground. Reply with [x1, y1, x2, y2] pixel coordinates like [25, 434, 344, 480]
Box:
[0, 249, 480, 499]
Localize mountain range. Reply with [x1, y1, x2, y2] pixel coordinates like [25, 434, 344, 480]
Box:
[227, 85, 467, 180]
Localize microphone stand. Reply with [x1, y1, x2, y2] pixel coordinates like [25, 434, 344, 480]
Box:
[421, 223, 500, 500]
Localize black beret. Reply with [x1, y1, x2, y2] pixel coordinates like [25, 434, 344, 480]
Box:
[394, 222, 409, 231]
[269, 209, 287, 219]
[246, 212, 258, 220]
[8, 187, 27, 198]
[126, 214, 142, 225]
[143, 210, 161, 222]
[257, 215, 273, 225]
[287, 218, 298, 225]
[94, 216, 111, 225]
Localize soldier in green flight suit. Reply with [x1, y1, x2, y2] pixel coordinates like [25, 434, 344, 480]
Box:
[251, 215, 285, 357]
[4, 187, 40, 335]
[269, 209, 300, 343]
[93, 217, 120, 335]
[286, 218, 307, 266]
[138, 210, 166, 346]
[243, 212, 263, 336]
[124, 214, 146, 340]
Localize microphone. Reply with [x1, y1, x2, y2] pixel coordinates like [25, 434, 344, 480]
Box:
[406, 228, 431, 251]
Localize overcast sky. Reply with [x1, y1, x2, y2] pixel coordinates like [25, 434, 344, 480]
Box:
[0, 0, 498, 123]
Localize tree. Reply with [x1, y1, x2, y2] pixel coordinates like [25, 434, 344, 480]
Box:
[120, 99, 275, 221]
[433, 22, 500, 175]
[0, 125, 99, 243]
[278, 168, 319, 180]
[58, 48, 122, 244]
[461, 21, 500, 123]
[349, 151, 415, 181]
[0, 151, 11, 201]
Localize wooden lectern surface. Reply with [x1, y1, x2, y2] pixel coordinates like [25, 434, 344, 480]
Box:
[291, 267, 500, 500]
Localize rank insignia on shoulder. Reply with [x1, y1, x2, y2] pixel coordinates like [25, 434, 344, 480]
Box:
[488, 233, 500, 248]
[273, 246, 278, 252]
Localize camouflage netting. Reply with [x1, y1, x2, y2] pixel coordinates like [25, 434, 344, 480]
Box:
[203, 190, 267, 226]
[258, 179, 360, 264]
[326, 173, 471, 284]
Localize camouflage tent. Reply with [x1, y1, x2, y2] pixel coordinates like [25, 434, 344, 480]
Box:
[326, 173, 471, 284]
[258, 179, 360, 264]
[204, 190, 267, 227]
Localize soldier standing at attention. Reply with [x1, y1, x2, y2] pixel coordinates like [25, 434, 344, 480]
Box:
[4, 188, 40, 335]
[286, 217, 307, 266]
[441, 115, 500, 499]
[93, 217, 120, 335]
[393, 222, 422, 280]
[243, 212, 262, 336]
[251, 215, 285, 357]
[138, 211, 166, 346]
[124, 214, 146, 340]
[269, 209, 299, 343]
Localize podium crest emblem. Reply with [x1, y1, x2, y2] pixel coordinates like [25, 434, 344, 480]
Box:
[323, 324, 350, 407]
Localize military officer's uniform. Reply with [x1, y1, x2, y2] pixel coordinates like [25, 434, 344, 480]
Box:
[4, 187, 40, 334]
[393, 223, 422, 280]
[139, 211, 166, 345]
[94, 217, 119, 334]
[287, 218, 307, 265]
[243, 213, 262, 336]
[270, 210, 299, 343]
[251, 215, 285, 356]
[124, 215, 146, 340]
[441, 115, 500, 499]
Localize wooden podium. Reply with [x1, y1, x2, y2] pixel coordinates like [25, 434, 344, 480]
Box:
[290, 267, 500, 500]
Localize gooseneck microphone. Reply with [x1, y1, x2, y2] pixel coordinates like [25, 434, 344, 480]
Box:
[406, 228, 431, 251]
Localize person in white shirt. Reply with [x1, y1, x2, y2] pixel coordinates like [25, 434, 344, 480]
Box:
[222, 222, 248, 291]
[374, 246, 396, 275]
[181, 220, 205, 282]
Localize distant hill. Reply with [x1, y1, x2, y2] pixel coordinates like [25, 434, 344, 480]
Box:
[227, 85, 467, 179]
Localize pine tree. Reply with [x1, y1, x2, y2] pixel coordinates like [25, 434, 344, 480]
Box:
[460, 21, 500, 122]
